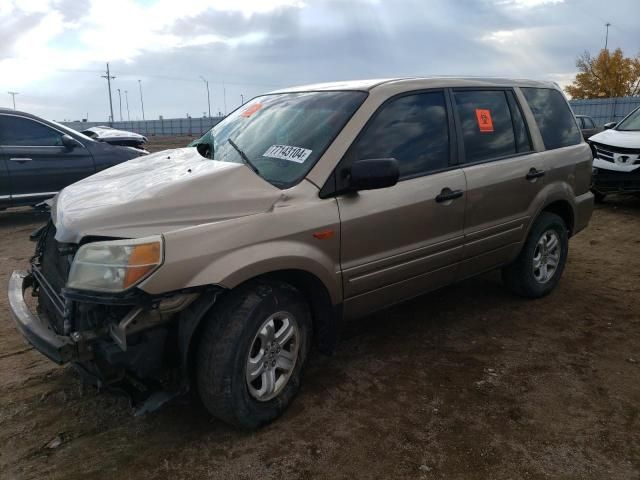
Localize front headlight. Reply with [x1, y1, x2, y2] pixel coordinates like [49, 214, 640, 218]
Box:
[67, 236, 163, 292]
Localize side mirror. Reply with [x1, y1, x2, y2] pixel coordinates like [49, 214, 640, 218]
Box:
[61, 134, 81, 149]
[349, 158, 399, 191]
[603, 122, 617, 130]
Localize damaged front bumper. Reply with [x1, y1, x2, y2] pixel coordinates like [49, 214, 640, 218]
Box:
[8, 271, 88, 364]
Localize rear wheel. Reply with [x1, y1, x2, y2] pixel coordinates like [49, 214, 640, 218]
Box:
[502, 212, 568, 298]
[196, 280, 312, 430]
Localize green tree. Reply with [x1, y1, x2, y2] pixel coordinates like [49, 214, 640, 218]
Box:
[565, 48, 640, 99]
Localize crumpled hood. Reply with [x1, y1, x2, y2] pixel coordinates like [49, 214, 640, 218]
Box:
[589, 129, 640, 149]
[54, 147, 282, 243]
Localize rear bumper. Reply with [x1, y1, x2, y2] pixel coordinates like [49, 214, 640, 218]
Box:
[8, 270, 78, 365]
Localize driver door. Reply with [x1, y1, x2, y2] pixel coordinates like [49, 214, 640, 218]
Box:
[334, 90, 467, 319]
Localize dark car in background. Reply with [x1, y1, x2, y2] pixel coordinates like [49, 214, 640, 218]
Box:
[0, 109, 146, 210]
[576, 115, 602, 140]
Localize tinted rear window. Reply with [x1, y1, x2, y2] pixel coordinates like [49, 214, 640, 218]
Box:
[521, 88, 581, 150]
[453, 90, 520, 163]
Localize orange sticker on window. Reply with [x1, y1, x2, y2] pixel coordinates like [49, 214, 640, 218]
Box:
[475, 109, 494, 133]
[241, 103, 262, 117]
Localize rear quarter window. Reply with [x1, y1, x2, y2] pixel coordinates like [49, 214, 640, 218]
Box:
[521, 88, 582, 150]
[453, 90, 526, 163]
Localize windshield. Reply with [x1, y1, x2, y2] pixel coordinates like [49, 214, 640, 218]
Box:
[191, 90, 367, 188]
[616, 106, 640, 131]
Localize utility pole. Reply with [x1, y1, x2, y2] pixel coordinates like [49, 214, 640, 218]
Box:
[101, 63, 115, 124]
[138, 79, 145, 121]
[200, 76, 211, 118]
[116, 88, 123, 121]
[7, 91, 19, 109]
[124, 90, 130, 121]
[604, 22, 611, 50]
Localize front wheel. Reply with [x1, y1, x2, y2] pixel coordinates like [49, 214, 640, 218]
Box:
[196, 280, 312, 430]
[502, 212, 569, 298]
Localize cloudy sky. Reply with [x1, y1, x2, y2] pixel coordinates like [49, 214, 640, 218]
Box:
[1, 0, 638, 122]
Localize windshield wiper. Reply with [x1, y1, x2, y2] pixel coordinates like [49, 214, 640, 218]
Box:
[227, 138, 260, 175]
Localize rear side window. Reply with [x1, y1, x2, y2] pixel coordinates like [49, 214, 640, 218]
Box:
[585, 117, 596, 129]
[453, 90, 530, 163]
[0, 115, 63, 146]
[352, 91, 450, 179]
[521, 87, 581, 150]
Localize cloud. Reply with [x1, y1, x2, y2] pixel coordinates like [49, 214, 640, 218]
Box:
[1, 0, 638, 119]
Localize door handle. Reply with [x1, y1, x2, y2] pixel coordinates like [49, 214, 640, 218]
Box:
[435, 188, 464, 203]
[9, 158, 32, 163]
[526, 168, 545, 180]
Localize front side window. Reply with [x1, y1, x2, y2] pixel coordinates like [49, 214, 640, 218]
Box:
[521, 87, 582, 150]
[192, 91, 367, 188]
[350, 91, 450, 179]
[0, 115, 63, 146]
[453, 90, 524, 163]
[585, 117, 596, 129]
[616, 106, 640, 131]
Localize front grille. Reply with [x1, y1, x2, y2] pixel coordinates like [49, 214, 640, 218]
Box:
[592, 142, 640, 165]
[34, 222, 75, 334]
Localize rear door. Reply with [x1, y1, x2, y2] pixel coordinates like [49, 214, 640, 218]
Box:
[0, 114, 95, 203]
[452, 88, 544, 278]
[334, 90, 467, 319]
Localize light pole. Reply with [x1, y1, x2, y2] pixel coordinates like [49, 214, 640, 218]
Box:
[138, 79, 146, 121]
[7, 91, 19, 109]
[223, 84, 227, 116]
[604, 22, 611, 50]
[200, 76, 211, 118]
[101, 63, 115, 124]
[240, 94, 244, 105]
[124, 90, 130, 121]
[116, 88, 123, 121]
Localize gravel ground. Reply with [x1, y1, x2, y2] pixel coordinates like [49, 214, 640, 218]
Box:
[1, 138, 639, 479]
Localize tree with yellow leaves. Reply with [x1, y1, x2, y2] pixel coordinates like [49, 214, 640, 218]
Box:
[565, 48, 640, 99]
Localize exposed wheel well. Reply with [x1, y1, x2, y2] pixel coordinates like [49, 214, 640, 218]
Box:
[541, 200, 574, 236]
[253, 270, 340, 354]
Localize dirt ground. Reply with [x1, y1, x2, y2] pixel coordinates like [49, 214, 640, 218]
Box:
[1, 138, 639, 479]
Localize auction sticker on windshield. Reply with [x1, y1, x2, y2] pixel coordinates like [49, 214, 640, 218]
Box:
[263, 145, 312, 163]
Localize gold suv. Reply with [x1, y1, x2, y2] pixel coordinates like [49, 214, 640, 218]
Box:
[9, 77, 593, 429]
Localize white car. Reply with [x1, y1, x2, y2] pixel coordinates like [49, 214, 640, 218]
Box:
[81, 126, 149, 153]
[589, 105, 640, 201]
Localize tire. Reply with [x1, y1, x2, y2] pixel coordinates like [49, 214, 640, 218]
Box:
[196, 279, 312, 430]
[502, 212, 568, 299]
